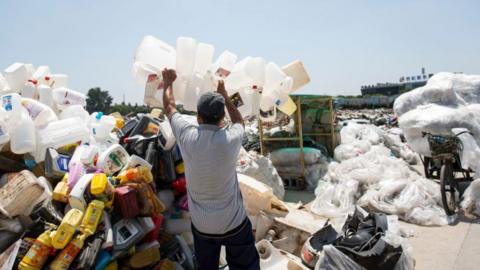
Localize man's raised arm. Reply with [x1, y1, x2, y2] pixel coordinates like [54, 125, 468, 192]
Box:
[216, 80, 244, 127]
[161, 69, 178, 119]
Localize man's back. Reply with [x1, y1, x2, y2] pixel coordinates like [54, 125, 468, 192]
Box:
[170, 113, 246, 234]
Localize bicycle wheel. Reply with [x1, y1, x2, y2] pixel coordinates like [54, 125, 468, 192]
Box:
[440, 160, 456, 216]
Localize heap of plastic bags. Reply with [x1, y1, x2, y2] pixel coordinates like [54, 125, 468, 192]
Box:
[134, 35, 311, 118]
[312, 123, 448, 226]
[394, 72, 480, 164]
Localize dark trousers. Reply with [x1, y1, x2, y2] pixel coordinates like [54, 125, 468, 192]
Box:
[192, 218, 260, 270]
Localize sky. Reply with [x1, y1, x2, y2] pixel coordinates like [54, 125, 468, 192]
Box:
[1, 0, 479, 103]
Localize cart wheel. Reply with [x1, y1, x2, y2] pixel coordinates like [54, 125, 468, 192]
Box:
[440, 160, 457, 216]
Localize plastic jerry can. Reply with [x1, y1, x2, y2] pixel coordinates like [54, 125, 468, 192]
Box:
[80, 144, 99, 167]
[18, 229, 53, 270]
[213, 50, 237, 78]
[21, 80, 37, 99]
[0, 109, 10, 146]
[90, 173, 114, 207]
[1, 92, 22, 121]
[49, 233, 87, 270]
[123, 155, 153, 172]
[21, 98, 58, 127]
[44, 148, 70, 179]
[91, 112, 116, 142]
[176, 37, 198, 78]
[80, 200, 105, 235]
[51, 208, 84, 249]
[282, 60, 311, 93]
[32, 66, 51, 84]
[193, 42, 215, 76]
[69, 173, 94, 211]
[52, 87, 86, 109]
[129, 247, 161, 268]
[158, 119, 176, 150]
[97, 144, 130, 175]
[49, 74, 68, 88]
[113, 219, 146, 251]
[38, 84, 55, 108]
[9, 107, 36, 154]
[114, 185, 140, 219]
[117, 165, 153, 185]
[52, 174, 70, 203]
[0, 170, 45, 218]
[133, 35, 176, 84]
[3, 63, 27, 92]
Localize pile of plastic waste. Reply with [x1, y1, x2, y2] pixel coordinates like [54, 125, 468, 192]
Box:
[313, 122, 448, 226]
[336, 108, 396, 127]
[133, 35, 311, 118]
[0, 62, 195, 269]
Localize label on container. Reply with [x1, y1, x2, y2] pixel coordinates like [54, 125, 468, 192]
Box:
[2, 95, 13, 111]
[229, 92, 244, 108]
[56, 156, 70, 172]
[104, 150, 128, 174]
[22, 101, 43, 119]
[22, 242, 51, 268]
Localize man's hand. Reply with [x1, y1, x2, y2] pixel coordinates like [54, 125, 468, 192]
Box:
[216, 80, 244, 127]
[162, 69, 177, 88]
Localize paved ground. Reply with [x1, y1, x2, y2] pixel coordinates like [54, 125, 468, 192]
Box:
[284, 190, 480, 270]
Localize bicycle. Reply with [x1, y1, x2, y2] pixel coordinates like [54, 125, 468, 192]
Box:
[420, 131, 474, 216]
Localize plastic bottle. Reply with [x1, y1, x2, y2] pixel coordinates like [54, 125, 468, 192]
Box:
[21, 80, 38, 99]
[49, 233, 87, 270]
[176, 37, 197, 78]
[21, 98, 58, 127]
[193, 43, 215, 76]
[91, 112, 116, 142]
[97, 144, 130, 175]
[9, 107, 36, 154]
[133, 35, 176, 84]
[80, 144, 99, 167]
[52, 87, 86, 109]
[1, 92, 22, 122]
[52, 174, 70, 203]
[90, 173, 114, 207]
[49, 74, 68, 88]
[18, 229, 53, 270]
[117, 165, 153, 185]
[32, 65, 51, 85]
[0, 107, 10, 145]
[3, 63, 27, 92]
[80, 200, 105, 235]
[213, 50, 237, 78]
[38, 84, 55, 108]
[51, 208, 84, 249]
[58, 104, 90, 125]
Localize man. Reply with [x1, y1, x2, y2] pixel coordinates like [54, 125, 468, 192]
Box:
[161, 69, 260, 270]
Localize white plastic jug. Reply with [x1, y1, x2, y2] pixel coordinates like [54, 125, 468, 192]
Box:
[282, 60, 310, 93]
[21, 80, 37, 99]
[0, 108, 10, 145]
[32, 65, 51, 84]
[33, 117, 90, 162]
[38, 84, 55, 108]
[3, 63, 28, 92]
[260, 63, 288, 111]
[49, 74, 68, 88]
[158, 119, 176, 150]
[264, 62, 287, 92]
[1, 93, 22, 122]
[213, 50, 237, 78]
[231, 86, 262, 118]
[176, 37, 197, 78]
[9, 107, 36, 154]
[97, 144, 130, 175]
[193, 43, 215, 76]
[52, 87, 86, 108]
[21, 98, 58, 127]
[0, 74, 9, 92]
[90, 112, 116, 142]
[24, 64, 35, 79]
[133, 36, 176, 84]
[256, 240, 309, 270]
[59, 104, 90, 125]
[225, 57, 254, 91]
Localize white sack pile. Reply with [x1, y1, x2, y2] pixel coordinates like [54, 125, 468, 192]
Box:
[394, 72, 480, 174]
[312, 123, 448, 226]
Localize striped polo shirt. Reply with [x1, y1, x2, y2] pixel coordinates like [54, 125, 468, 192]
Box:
[170, 112, 246, 234]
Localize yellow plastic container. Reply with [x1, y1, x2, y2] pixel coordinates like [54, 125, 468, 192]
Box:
[52, 174, 70, 203]
[115, 118, 124, 129]
[80, 200, 105, 235]
[51, 208, 83, 249]
[117, 165, 153, 185]
[155, 259, 176, 270]
[175, 162, 185, 174]
[105, 260, 118, 270]
[90, 173, 114, 207]
[128, 247, 161, 269]
[49, 233, 87, 270]
[19, 230, 53, 270]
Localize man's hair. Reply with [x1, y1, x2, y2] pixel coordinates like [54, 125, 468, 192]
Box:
[199, 111, 225, 125]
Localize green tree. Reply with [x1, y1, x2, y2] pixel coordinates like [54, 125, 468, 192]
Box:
[86, 87, 113, 114]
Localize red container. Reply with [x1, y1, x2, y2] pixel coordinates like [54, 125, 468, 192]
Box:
[114, 186, 139, 218]
[142, 214, 164, 243]
[171, 177, 186, 194]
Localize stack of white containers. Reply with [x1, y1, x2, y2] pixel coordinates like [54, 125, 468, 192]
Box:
[133, 36, 311, 119]
[0, 63, 115, 162]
